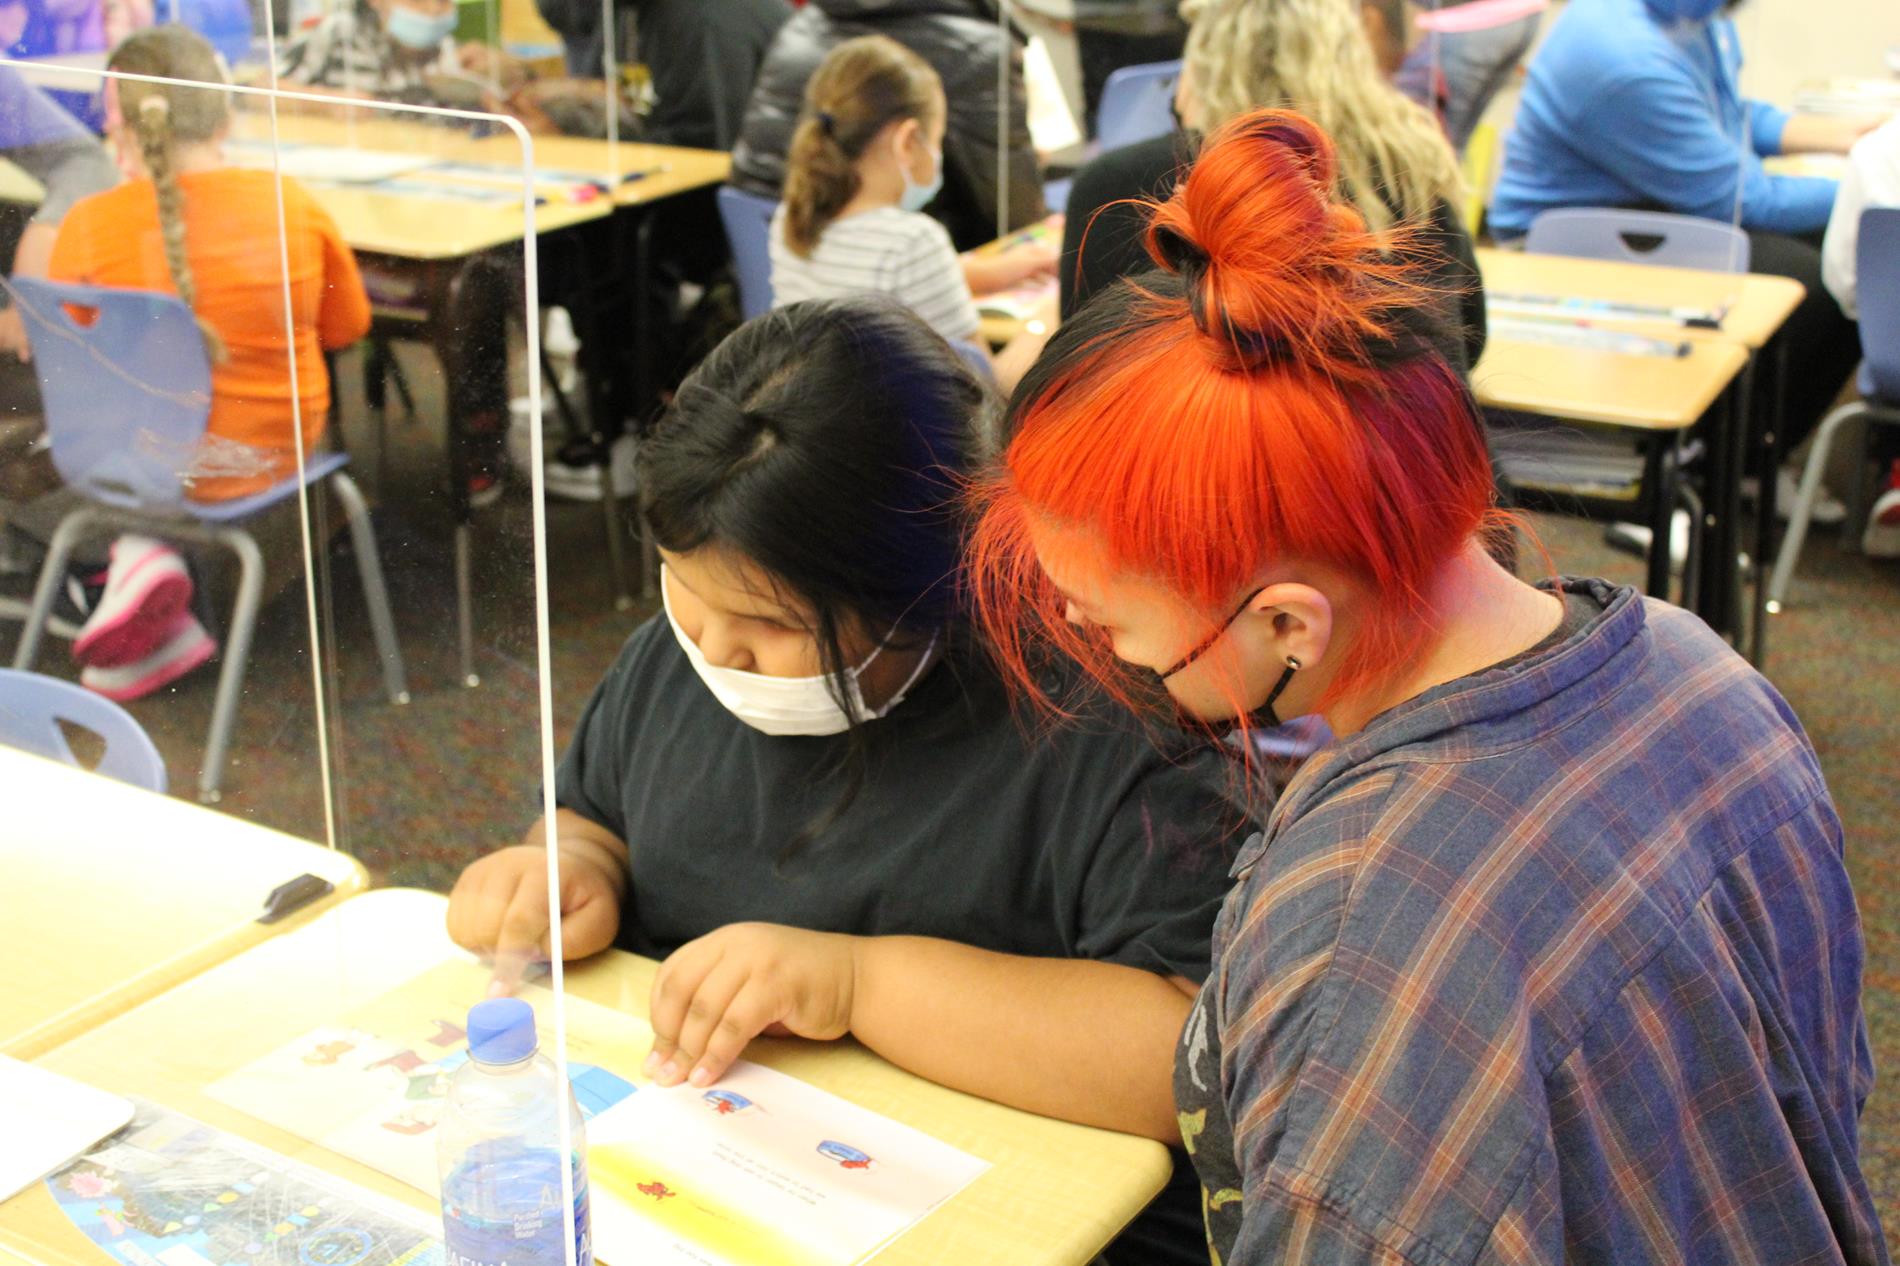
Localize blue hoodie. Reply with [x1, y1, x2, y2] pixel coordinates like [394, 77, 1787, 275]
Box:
[1490, 0, 1837, 237]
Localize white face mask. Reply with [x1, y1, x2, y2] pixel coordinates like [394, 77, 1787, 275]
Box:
[662, 566, 938, 737]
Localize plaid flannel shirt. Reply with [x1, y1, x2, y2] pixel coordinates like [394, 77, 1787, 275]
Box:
[1178, 578, 1886, 1265]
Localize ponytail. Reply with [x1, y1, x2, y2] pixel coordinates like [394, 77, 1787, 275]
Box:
[782, 35, 940, 258]
[109, 25, 230, 362]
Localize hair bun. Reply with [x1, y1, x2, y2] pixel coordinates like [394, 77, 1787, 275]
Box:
[1143, 109, 1415, 369]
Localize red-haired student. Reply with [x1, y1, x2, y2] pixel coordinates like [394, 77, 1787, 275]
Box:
[969, 109, 1884, 1265]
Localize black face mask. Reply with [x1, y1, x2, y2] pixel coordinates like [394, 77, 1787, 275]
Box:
[1149, 588, 1302, 731]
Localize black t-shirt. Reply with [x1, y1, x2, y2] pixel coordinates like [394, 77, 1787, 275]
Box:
[557, 618, 1244, 1266]
[556, 615, 1244, 979]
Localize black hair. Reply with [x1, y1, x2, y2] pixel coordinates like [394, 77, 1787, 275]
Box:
[637, 294, 994, 855]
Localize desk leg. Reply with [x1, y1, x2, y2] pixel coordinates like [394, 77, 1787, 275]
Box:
[1753, 339, 1790, 663]
[631, 208, 658, 601]
[1645, 437, 1674, 600]
[435, 254, 513, 687]
[1691, 375, 1746, 639]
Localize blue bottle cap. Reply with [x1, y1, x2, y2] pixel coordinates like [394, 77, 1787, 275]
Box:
[467, 998, 537, 1064]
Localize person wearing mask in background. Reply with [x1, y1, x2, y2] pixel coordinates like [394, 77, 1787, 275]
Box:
[446, 295, 1242, 1266]
[770, 37, 1056, 389]
[973, 108, 1885, 1266]
[1393, 0, 1545, 154]
[732, 0, 1045, 252]
[1057, 0, 1486, 377]
[1491, 0, 1880, 515]
[1821, 115, 1900, 557]
[273, 0, 467, 105]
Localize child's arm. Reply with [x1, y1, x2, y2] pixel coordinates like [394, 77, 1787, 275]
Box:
[314, 206, 372, 350]
[960, 238, 1058, 296]
[645, 923, 1193, 1142]
[445, 808, 631, 991]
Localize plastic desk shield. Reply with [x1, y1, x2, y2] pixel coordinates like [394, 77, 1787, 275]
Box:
[0, 62, 590, 1266]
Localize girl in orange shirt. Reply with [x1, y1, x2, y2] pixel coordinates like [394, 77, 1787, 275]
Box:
[46, 25, 371, 700]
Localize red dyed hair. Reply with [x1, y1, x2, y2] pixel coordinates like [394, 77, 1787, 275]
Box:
[968, 109, 1500, 727]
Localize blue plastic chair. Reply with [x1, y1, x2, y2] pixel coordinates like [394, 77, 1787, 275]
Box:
[6, 277, 408, 803]
[1096, 60, 1182, 153]
[1525, 208, 1751, 273]
[1770, 206, 1900, 606]
[0, 667, 167, 791]
[717, 186, 778, 321]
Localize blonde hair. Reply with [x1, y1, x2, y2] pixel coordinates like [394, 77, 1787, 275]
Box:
[108, 25, 230, 361]
[1179, 0, 1460, 229]
[783, 35, 941, 258]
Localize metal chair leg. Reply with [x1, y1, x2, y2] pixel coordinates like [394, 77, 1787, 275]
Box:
[328, 472, 410, 706]
[198, 527, 264, 804]
[1768, 401, 1866, 609]
[11, 508, 101, 670]
[455, 521, 479, 688]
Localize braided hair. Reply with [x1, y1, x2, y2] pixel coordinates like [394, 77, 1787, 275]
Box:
[108, 25, 230, 361]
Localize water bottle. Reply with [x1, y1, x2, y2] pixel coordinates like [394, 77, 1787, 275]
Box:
[438, 999, 592, 1266]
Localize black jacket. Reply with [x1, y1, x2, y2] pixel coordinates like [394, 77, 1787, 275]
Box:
[729, 0, 1045, 250]
[537, 0, 790, 150]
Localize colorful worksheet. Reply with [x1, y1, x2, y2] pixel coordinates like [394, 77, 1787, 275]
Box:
[207, 962, 648, 1196]
[206, 962, 990, 1265]
[587, 1061, 987, 1266]
[43, 1100, 442, 1266]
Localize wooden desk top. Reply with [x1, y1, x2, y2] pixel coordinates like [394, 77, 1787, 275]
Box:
[1473, 335, 1750, 431]
[0, 889, 1170, 1266]
[1477, 248, 1806, 349]
[0, 113, 726, 261]
[0, 748, 366, 1061]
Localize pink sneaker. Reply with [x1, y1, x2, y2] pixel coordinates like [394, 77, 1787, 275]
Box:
[80, 611, 216, 701]
[72, 535, 193, 667]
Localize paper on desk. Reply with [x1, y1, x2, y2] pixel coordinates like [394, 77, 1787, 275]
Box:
[225, 141, 440, 185]
[42, 1099, 443, 1266]
[976, 274, 1058, 321]
[208, 960, 651, 1195]
[587, 1060, 989, 1266]
[1024, 36, 1082, 156]
[0, 1055, 133, 1201]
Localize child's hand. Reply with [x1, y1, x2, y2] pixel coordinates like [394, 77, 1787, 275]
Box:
[644, 923, 859, 1089]
[445, 844, 622, 993]
[997, 241, 1059, 288]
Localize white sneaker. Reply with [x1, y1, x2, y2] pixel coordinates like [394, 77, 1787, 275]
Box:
[1605, 510, 1691, 573]
[1778, 468, 1847, 526]
[72, 535, 193, 667]
[80, 610, 215, 701]
[1863, 488, 1900, 559]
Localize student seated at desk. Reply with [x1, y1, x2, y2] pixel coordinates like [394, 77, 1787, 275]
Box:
[1489, 0, 1877, 507]
[769, 37, 1057, 390]
[26, 26, 371, 699]
[446, 295, 1240, 1266]
[274, 0, 469, 107]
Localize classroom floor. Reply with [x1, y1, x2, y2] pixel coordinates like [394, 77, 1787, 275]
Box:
[4, 364, 1898, 1239]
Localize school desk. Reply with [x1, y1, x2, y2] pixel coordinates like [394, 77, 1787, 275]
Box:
[0, 747, 366, 1062]
[0, 888, 1174, 1266]
[1478, 248, 1804, 660]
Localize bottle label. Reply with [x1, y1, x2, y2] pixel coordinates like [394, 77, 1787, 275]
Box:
[442, 1151, 591, 1266]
